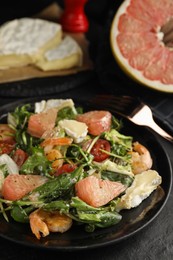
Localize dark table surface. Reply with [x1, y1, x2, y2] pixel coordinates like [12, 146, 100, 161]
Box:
[0, 78, 173, 260]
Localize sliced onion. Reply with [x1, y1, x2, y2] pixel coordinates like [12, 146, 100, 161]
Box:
[0, 154, 19, 174]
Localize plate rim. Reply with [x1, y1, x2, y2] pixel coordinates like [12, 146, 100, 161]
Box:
[0, 97, 172, 251]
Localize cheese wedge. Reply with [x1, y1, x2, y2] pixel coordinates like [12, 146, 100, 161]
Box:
[58, 119, 88, 143]
[35, 35, 82, 71]
[0, 18, 62, 69]
[116, 170, 162, 211]
[34, 98, 75, 113]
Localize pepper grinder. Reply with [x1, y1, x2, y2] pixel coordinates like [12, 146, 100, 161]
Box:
[60, 0, 89, 33]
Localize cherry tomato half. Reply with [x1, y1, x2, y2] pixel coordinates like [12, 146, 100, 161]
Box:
[90, 139, 111, 162]
[54, 164, 77, 176]
[0, 142, 15, 155]
[12, 149, 28, 167]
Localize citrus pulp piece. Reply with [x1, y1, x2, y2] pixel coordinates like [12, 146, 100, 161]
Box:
[110, 0, 173, 93]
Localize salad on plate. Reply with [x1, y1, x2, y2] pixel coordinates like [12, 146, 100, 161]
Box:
[0, 98, 162, 240]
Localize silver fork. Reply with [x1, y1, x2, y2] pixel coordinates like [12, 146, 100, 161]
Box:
[89, 94, 173, 143]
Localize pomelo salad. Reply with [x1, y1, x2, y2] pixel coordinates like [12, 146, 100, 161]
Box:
[0, 99, 162, 239]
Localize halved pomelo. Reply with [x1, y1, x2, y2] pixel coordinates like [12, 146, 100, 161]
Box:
[110, 0, 173, 93]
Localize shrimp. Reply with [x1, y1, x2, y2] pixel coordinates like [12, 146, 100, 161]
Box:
[131, 141, 153, 174]
[29, 208, 72, 240]
[41, 137, 73, 170]
[45, 149, 64, 170]
[41, 137, 73, 154]
[40, 137, 73, 148]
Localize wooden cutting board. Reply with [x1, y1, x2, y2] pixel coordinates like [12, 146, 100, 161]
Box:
[0, 3, 93, 84]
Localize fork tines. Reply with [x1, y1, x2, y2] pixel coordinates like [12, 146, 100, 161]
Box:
[90, 94, 143, 117]
[89, 94, 173, 143]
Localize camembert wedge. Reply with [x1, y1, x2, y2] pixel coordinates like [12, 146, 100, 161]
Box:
[35, 35, 82, 71]
[117, 170, 162, 210]
[0, 18, 62, 69]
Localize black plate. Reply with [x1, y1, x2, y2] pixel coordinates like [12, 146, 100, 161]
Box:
[0, 97, 172, 251]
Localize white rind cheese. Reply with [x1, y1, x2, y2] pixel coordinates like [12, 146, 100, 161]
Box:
[117, 170, 162, 211]
[0, 18, 62, 69]
[0, 18, 62, 55]
[35, 99, 75, 113]
[0, 18, 83, 71]
[35, 35, 82, 71]
[58, 119, 88, 143]
[45, 36, 82, 61]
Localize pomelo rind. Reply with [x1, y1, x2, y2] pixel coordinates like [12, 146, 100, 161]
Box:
[110, 0, 173, 93]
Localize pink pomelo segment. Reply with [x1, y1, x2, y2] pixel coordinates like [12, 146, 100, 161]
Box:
[27, 108, 58, 138]
[143, 47, 170, 80]
[75, 175, 126, 208]
[127, 1, 156, 26]
[161, 53, 173, 84]
[117, 32, 158, 59]
[114, 0, 173, 88]
[129, 45, 165, 72]
[118, 13, 153, 33]
[129, 47, 157, 71]
[144, 0, 173, 19]
[76, 110, 111, 136]
[128, 0, 170, 26]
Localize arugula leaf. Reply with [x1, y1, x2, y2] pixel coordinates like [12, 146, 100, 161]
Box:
[43, 197, 122, 232]
[68, 197, 122, 231]
[101, 170, 134, 187]
[22, 165, 84, 203]
[111, 115, 123, 131]
[20, 146, 52, 176]
[8, 104, 40, 152]
[10, 205, 34, 223]
[15, 130, 41, 153]
[104, 129, 132, 149]
[43, 200, 71, 213]
[66, 144, 94, 167]
[8, 104, 32, 130]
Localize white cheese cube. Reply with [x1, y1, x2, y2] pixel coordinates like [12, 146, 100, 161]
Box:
[58, 119, 88, 143]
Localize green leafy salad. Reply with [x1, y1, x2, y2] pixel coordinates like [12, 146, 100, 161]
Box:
[0, 99, 162, 239]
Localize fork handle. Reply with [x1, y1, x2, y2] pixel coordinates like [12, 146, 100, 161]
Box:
[147, 116, 173, 143]
[131, 105, 173, 143]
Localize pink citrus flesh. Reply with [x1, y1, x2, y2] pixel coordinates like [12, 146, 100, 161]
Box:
[110, 0, 173, 92]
